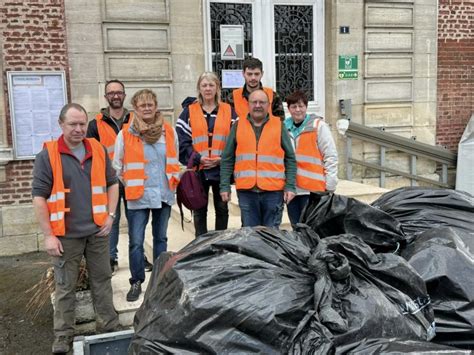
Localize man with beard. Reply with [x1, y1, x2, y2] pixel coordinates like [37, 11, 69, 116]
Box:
[87, 79, 134, 275]
[220, 90, 296, 228]
[227, 57, 285, 121]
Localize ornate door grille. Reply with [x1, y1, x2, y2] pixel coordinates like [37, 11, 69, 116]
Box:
[274, 5, 314, 101]
[210, 3, 253, 101]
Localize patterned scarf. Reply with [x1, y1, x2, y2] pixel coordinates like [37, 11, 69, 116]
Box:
[131, 112, 163, 144]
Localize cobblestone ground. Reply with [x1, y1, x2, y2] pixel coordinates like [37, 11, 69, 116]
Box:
[0, 252, 53, 355]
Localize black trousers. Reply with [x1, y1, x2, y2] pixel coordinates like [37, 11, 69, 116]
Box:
[193, 179, 229, 237]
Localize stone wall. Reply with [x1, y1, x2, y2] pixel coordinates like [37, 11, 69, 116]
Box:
[436, 0, 473, 151]
[332, 0, 440, 187]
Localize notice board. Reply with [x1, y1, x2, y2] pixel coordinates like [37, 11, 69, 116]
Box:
[7, 71, 67, 159]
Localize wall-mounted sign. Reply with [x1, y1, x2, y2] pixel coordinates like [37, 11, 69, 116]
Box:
[7, 71, 67, 159]
[338, 55, 358, 79]
[339, 26, 350, 34]
[221, 70, 245, 88]
[220, 25, 244, 60]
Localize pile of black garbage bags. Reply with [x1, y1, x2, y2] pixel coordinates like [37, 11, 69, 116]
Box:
[130, 187, 473, 354]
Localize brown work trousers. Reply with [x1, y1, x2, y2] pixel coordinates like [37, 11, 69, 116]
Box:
[52, 234, 118, 336]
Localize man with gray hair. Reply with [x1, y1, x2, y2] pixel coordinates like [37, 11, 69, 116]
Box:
[33, 103, 119, 353]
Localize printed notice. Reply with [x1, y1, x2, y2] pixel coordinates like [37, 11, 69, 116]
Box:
[222, 70, 245, 89]
[220, 25, 244, 60]
[7, 72, 67, 158]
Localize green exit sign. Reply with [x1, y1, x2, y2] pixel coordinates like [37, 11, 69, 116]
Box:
[338, 55, 358, 80]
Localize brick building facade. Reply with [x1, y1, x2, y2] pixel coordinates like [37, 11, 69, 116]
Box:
[0, 0, 69, 206]
[436, 0, 473, 151]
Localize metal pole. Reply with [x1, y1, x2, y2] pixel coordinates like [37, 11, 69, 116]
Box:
[410, 155, 417, 186]
[380, 146, 386, 188]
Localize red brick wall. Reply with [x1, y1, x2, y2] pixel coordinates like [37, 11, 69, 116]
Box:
[437, 0, 473, 151]
[0, 0, 69, 205]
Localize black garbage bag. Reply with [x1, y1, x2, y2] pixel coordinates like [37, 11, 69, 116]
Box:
[131, 228, 318, 354]
[130, 227, 434, 354]
[401, 227, 474, 343]
[336, 338, 469, 354]
[315, 232, 435, 346]
[371, 187, 474, 248]
[301, 192, 407, 252]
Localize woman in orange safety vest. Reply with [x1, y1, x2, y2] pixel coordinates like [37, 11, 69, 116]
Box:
[113, 89, 180, 302]
[284, 90, 339, 226]
[176, 72, 237, 237]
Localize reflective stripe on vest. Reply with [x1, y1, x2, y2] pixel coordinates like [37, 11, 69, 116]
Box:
[234, 115, 285, 191]
[294, 119, 326, 191]
[189, 102, 232, 159]
[123, 122, 180, 200]
[232, 87, 274, 119]
[164, 123, 181, 191]
[123, 128, 148, 200]
[44, 138, 108, 236]
[88, 139, 109, 226]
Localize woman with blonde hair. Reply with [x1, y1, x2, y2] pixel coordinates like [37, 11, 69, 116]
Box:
[113, 89, 180, 302]
[176, 72, 237, 237]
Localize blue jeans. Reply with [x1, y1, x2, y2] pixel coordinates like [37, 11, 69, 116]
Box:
[237, 190, 284, 227]
[287, 194, 310, 226]
[109, 183, 128, 261]
[127, 204, 171, 284]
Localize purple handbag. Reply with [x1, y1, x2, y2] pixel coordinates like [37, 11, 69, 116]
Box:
[176, 152, 208, 229]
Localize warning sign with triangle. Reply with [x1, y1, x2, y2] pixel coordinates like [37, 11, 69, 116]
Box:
[223, 45, 236, 57]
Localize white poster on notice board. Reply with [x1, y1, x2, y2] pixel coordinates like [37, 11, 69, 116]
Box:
[7, 71, 67, 159]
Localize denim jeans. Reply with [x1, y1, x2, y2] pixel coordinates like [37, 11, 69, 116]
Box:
[127, 204, 171, 284]
[286, 194, 310, 226]
[193, 179, 229, 237]
[237, 190, 284, 227]
[109, 183, 128, 261]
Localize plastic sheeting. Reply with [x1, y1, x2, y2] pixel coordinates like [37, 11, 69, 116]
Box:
[401, 227, 474, 341]
[336, 338, 470, 354]
[130, 226, 434, 354]
[371, 187, 474, 248]
[300, 192, 407, 252]
[372, 188, 474, 343]
[304, 188, 474, 346]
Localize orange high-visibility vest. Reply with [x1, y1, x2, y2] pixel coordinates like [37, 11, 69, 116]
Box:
[95, 112, 134, 159]
[232, 87, 274, 119]
[189, 102, 232, 158]
[294, 119, 326, 192]
[234, 115, 285, 191]
[122, 121, 180, 200]
[44, 138, 108, 236]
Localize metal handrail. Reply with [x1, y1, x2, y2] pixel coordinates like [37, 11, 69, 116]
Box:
[345, 121, 457, 188]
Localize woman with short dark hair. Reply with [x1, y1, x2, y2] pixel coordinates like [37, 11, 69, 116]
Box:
[284, 90, 339, 225]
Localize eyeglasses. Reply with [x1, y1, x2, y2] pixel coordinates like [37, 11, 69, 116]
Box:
[105, 91, 125, 98]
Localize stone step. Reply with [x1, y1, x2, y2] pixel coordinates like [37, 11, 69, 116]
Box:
[111, 215, 195, 329]
[334, 179, 389, 204]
